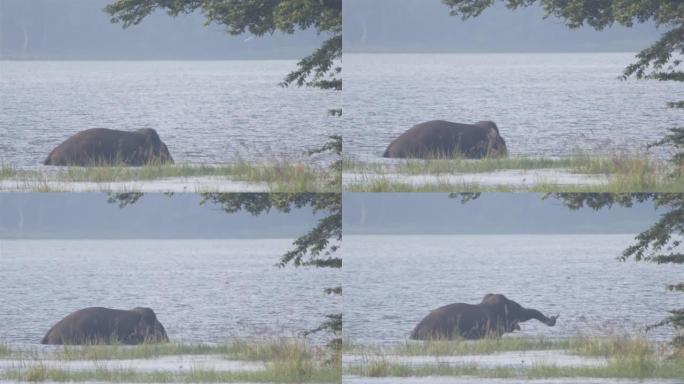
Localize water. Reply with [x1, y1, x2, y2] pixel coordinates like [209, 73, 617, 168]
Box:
[344, 53, 682, 161]
[344, 234, 681, 345]
[0, 239, 341, 346]
[0, 61, 340, 167]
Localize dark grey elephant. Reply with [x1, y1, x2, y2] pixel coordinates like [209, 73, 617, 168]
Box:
[41, 307, 170, 345]
[44, 128, 174, 166]
[410, 294, 558, 340]
[383, 120, 508, 159]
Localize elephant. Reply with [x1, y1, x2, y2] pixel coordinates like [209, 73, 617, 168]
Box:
[44, 128, 174, 166]
[410, 294, 558, 340]
[41, 307, 170, 345]
[383, 120, 508, 159]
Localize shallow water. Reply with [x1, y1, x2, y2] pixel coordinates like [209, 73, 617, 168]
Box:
[344, 234, 681, 344]
[0, 60, 340, 167]
[344, 53, 681, 161]
[0, 239, 341, 346]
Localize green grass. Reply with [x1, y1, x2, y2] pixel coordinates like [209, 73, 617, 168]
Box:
[344, 152, 661, 175]
[346, 337, 564, 357]
[346, 357, 684, 379]
[51, 339, 317, 361]
[344, 171, 684, 193]
[0, 163, 18, 181]
[0, 161, 338, 192]
[343, 152, 684, 192]
[2, 364, 340, 383]
[0, 343, 12, 358]
[345, 335, 684, 380]
[0, 339, 341, 383]
[345, 335, 662, 359]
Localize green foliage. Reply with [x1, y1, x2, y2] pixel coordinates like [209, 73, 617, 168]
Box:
[547, 193, 684, 352]
[281, 35, 342, 90]
[200, 193, 341, 268]
[105, 0, 341, 90]
[650, 128, 684, 177]
[309, 135, 342, 189]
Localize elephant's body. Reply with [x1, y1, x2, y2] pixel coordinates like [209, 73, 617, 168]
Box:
[44, 128, 174, 166]
[410, 294, 557, 340]
[383, 120, 507, 159]
[41, 307, 169, 345]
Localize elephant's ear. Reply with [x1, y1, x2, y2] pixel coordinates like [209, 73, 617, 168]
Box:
[132, 307, 157, 325]
[487, 127, 501, 141]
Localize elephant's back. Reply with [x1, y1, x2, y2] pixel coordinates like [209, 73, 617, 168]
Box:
[410, 302, 472, 340]
[44, 129, 134, 165]
[384, 120, 484, 158]
[41, 307, 118, 344]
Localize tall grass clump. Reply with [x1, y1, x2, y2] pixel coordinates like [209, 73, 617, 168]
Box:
[0, 343, 12, 357]
[567, 335, 655, 358]
[53, 338, 317, 362]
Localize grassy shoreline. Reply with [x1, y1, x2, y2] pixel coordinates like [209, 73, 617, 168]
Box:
[344, 335, 659, 358]
[0, 339, 341, 383]
[346, 359, 684, 380]
[344, 335, 684, 380]
[0, 161, 339, 192]
[344, 153, 662, 175]
[343, 153, 684, 192]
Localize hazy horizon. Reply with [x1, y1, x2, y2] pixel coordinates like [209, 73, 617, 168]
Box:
[0, 193, 321, 239]
[344, 0, 661, 53]
[343, 193, 661, 235]
[0, 0, 325, 60]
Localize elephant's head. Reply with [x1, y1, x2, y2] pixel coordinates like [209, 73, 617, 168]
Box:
[136, 128, 174, 164]
[481, 294, 558, 333]
[475, 121, 508, 157]
[129, 307, 169, 344]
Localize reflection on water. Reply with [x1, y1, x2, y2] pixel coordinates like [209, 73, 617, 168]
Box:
[344, 234, 680, 344]
[0, 61, 340, 167]
[0, 239, 341, 346]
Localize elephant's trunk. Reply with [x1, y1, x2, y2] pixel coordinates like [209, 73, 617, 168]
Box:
[521, 308, 558, 326]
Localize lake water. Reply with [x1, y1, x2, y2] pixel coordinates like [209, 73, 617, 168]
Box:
[344, 53, 682, 161]
[0, 60, 340, 167]
[0, 239, 341, 346]
[343, 234, 681, 344]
